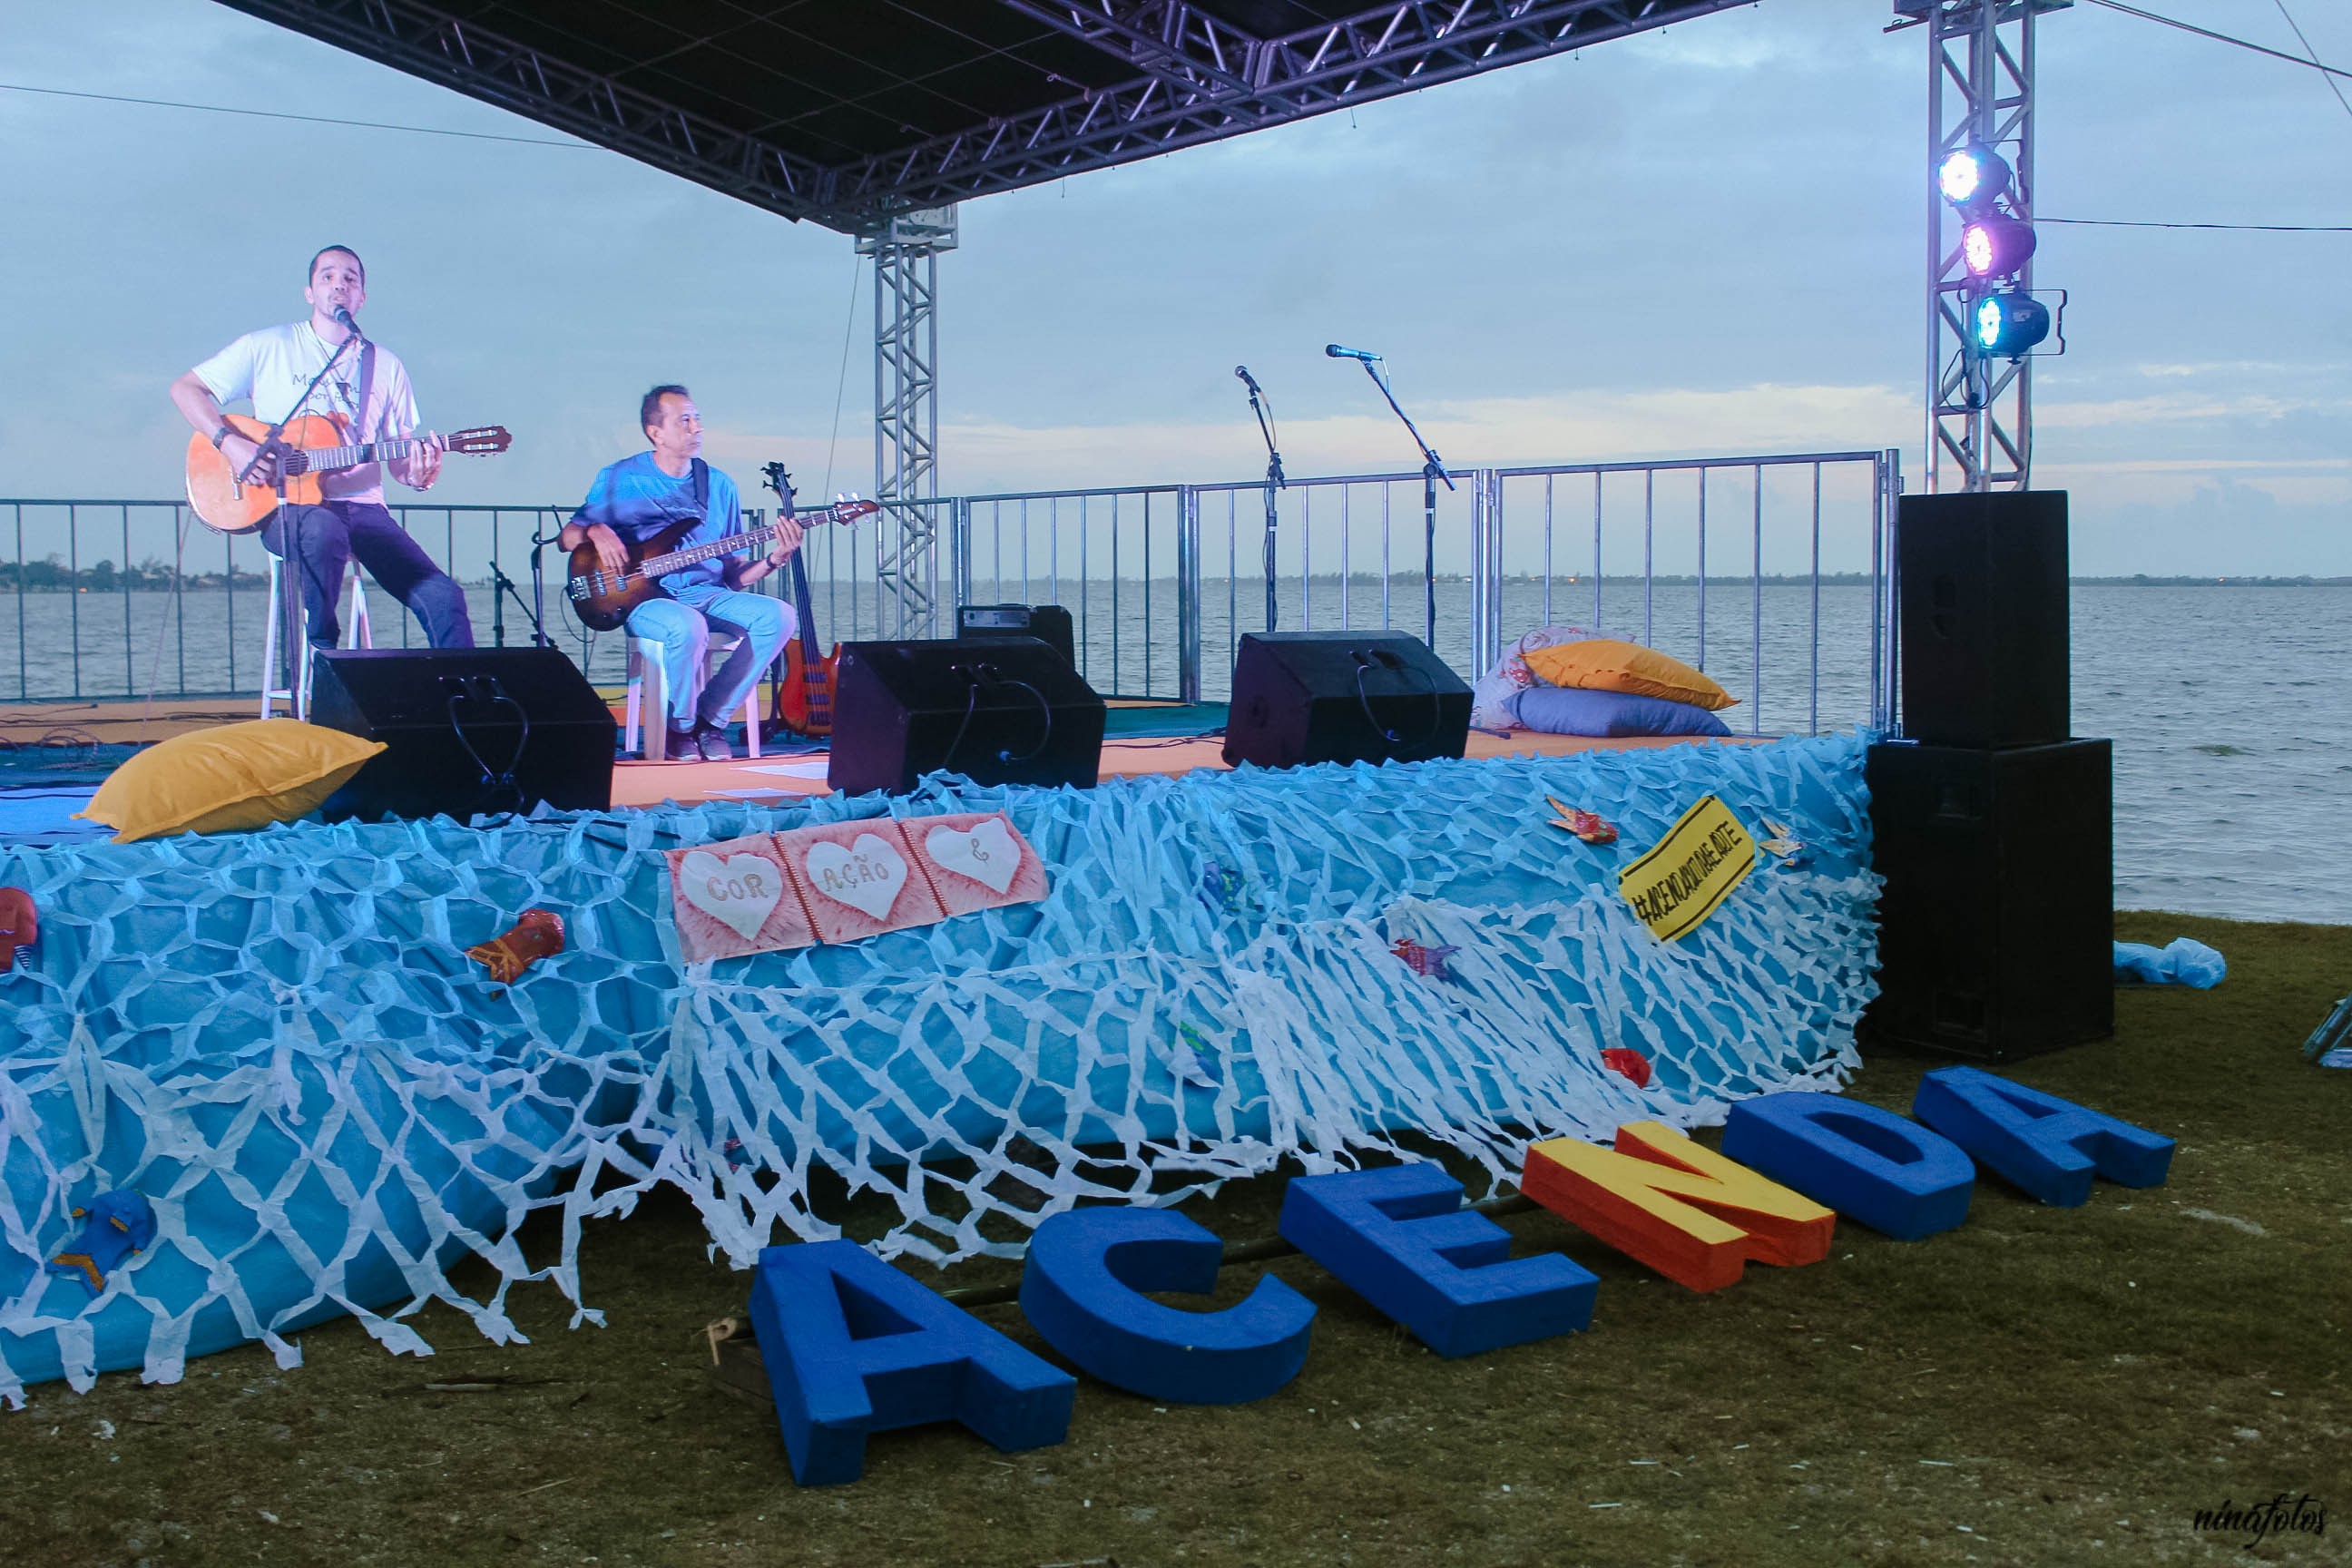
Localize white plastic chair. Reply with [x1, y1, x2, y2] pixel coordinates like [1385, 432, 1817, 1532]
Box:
[260, 561, 371, 720]
[622, 634, 764, 761]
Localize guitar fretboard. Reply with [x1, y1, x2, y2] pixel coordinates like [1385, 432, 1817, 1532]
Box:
[285, 437, 426, 475]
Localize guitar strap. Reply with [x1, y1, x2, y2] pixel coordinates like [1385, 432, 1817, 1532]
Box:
[354, 339, 377, 442]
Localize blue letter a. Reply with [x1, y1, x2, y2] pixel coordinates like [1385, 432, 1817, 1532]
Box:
[1912, 1066, 2174, 1208]
[750, 1240, 1075, 1485]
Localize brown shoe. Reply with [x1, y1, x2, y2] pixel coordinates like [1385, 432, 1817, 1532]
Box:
[663, 723, 703, 761]
[692, 720, 734, 762]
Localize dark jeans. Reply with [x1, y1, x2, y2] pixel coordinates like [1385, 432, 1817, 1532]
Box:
[263, 501, 475, 651]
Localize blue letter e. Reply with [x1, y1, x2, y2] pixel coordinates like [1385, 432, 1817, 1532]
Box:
[1020, 1208, 1316, 1405]
[1279, 1162, 1597, 1357]
[750, 1240, 1075, 1486]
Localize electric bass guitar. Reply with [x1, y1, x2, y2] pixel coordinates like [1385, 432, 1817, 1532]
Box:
[563, 495, 880, 633]
[185, 413, 513, 535]
[760, 462, 839, 737]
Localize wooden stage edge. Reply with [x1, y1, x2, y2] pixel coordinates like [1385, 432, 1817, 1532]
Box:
[0, 695, 1769, 813]
[607, 730, 1768, 809]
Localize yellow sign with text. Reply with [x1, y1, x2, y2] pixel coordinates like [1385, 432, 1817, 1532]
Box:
[1618, 795, 1757, 942]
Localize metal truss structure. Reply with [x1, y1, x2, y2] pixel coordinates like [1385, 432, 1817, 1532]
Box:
[858, 209, 958, 637]
[1904, 0, 2068, 494]
[216, 0, 1759, 628]
[217, 1, 1752, 233]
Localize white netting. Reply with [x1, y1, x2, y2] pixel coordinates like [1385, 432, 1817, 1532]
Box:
[0, 734, 1877, 1404]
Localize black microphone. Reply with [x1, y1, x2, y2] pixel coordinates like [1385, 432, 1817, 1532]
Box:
[1234, 365, 1262, 394]
[333, 305, 361, 336]
[1325, 344, 1381, 362]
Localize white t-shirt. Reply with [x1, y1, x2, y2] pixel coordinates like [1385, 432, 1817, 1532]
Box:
[192, 321, 420, 504]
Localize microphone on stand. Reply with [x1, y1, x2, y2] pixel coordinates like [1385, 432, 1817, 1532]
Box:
[1234, 365, 1263, 394]
[333, 305, 363, 338]
[1325, 344, 1381, 362]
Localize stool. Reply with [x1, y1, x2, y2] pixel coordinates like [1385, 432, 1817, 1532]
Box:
[623, 634, 765, 762]
[260, 561, 371, 720]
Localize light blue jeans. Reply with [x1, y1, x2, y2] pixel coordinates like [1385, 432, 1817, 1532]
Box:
[625, 582, 793, 729]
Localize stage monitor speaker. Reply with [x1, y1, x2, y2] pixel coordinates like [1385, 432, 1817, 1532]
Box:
[1861, 738, 2112, 1062]
[1222, 631, 1471, 770]
[309, 647, 616, 821]
[956, 603, 1077, 671]
[1898, 488, 2069, 748]
[829, 637, 1106, 796]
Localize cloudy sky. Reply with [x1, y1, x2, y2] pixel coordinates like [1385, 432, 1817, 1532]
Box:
[1, 0, 2346, 575]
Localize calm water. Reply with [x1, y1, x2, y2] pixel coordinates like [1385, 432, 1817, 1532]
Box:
[2, 581, 2344, 925]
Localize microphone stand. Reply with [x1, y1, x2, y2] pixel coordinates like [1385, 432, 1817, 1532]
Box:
[529, 517, 556, 650]
[1349, 357, 1454, 647]
[1240, 371, 1284, 632]
[245, 321, 362, 717]
[491, 565, 549, 647]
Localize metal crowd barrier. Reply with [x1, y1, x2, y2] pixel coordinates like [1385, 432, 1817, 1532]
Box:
[2, 447, 1897, 735]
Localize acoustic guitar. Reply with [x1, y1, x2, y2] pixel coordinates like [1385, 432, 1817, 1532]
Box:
[563, 495, 879, 633]
[760, 462, 839, 737]
[185, 413, 512, 535]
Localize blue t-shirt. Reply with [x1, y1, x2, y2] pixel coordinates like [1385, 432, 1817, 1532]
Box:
[571, 452, 745, 589]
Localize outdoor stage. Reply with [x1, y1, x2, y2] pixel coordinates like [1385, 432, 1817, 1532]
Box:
[0, 703, 1877, 1405]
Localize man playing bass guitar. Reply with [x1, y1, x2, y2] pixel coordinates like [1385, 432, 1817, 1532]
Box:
[560, 386, 803, 761]
[169, 245, 474, 653]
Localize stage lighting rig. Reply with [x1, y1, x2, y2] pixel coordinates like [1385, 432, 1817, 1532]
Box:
[1936, 144, 2012, 211]
[1961, 212, 2036, 279]
[1974, 290, 2053, 360]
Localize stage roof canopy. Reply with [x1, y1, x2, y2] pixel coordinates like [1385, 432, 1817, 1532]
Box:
[219, 1, 1751, 233]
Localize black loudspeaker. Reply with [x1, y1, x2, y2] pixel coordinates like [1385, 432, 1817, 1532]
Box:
[828, 637, 1106, 796]
[309, 647, 616, 821]
[956, 603, 1077, 671]
[1222, 631, 1471, 770]
[1898, 489, 2070, 747]
[1862, 739, 2112, 1061]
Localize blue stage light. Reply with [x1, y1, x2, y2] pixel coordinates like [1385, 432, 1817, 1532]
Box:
[1936, 145, 2011, 210]
[1974, 291, 2051, 358]
[1962, 213, 2038, 279]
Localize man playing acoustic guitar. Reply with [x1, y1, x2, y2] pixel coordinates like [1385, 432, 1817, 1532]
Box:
[561, 387, 803, 761]
[168, 245, 474, 654]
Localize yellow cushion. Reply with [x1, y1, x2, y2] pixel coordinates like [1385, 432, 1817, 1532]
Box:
[74, 720, 385, 843]
[1522, 639, 1739, 711]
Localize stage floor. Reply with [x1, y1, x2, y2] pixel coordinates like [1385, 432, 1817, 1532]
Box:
[0, 695, 1766, 838]
[611, 727, 1763, 808]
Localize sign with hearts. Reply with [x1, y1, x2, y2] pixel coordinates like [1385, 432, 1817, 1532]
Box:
[664, 812, 1050, 958]
[665, 835, 814, 963]
[905, 811, 1048, 918]
[776, 820, 944, 944]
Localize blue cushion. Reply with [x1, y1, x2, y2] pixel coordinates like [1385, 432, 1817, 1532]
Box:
[1506, 685, 1731, 738]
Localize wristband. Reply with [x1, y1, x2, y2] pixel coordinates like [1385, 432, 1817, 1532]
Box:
[210, 426, 236, 449]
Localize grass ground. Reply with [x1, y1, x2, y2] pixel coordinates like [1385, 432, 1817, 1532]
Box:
[3, 909, 2346, 1568]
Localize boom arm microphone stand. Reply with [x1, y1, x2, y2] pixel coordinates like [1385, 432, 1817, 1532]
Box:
[1328, 346, 1453, 648]
[1236, 366, 1284, 632]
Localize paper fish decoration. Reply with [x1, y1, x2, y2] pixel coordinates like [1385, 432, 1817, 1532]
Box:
[1544, 797, 1618, 845]
[47, 1190, 157, 1296]
[1601, 1047, 1653, 1089]
[466, 909, 565, 984]
[1171, 1023, 1223, 1088]
[1390, 937, 1461, 982]
[1757, 818, 1808, 864]
[0, 887, 34, 971]
[1198, 860, 1252, 917]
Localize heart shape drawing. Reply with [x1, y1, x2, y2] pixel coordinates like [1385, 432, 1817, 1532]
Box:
[802, 833, 909, 921]
[679, 850, 785, 939]
[926, 817, 1021, 895]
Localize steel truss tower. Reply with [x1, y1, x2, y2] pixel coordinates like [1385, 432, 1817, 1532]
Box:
[1914, 0, 2066, 494]
[858, 208, 959, 636]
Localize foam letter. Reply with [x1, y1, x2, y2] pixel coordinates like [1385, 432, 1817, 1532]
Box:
[1521, 1121, 1835, 1292]
[1279, 1163, 1598, 1357]
[1721, 1093, 1975, 1240]
[1911, 1066, 2175, 1207]
[750, 1240, 1074, 1485]
[1019, 1208, 1316, 1404]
